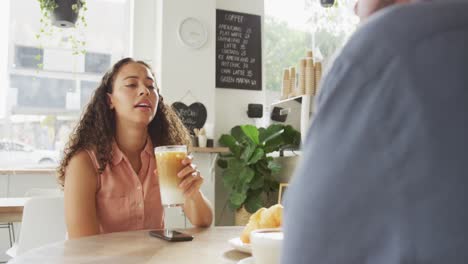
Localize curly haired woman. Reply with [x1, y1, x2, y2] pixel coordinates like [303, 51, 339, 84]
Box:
[58, 58, 213, 238]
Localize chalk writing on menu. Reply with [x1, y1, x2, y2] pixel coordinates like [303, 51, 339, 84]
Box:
[216, 9, 262, 91]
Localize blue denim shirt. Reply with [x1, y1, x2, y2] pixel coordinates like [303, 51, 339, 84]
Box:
[283, 1, 468, 263]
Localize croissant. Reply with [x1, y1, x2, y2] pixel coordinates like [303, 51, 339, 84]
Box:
[259, 204, 283, 227]
[240, 204, 283, 244]
[240, 207, 265, 243]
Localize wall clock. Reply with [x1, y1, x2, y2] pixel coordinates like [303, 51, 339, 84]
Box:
[178, 17, 208, 49]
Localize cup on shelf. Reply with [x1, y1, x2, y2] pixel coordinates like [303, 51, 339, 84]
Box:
[198, 135, 207, 148]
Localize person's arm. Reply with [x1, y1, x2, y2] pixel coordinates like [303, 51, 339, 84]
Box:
[182, 190, 213, 227]
[64, 150, 100, 238]
[176, 156, 213, 227]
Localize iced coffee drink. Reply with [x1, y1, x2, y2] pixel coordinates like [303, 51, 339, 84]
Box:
[155, 145, 187, 207]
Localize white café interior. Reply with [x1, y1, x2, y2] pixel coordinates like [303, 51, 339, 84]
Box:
[0, 0, 357, 262]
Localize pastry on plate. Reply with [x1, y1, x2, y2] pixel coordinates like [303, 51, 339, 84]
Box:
[240, 204, 283, 243]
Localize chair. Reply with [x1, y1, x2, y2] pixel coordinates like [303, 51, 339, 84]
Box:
[0, 223, 15, 247]
[5, 196, 66, 258]
[0, 188, 63, 252]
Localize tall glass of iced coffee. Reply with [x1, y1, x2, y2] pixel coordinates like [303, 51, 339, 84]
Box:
[155, 145, 187, 207]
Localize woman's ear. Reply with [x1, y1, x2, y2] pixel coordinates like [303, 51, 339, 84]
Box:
[107, 93, 114, 110]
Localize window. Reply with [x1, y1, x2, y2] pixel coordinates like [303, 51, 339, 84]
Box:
[85, 52, 111, 74]
[80, 80, 99, 109]
[0, 143, 6, 151]
[14, 45, 43, 69]
[264, 0, 358, 105]
[11, 75, 72, 109]
[0, 0, 132, 169]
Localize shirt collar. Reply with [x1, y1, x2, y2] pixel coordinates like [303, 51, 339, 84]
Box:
[111, 137, 153, 165]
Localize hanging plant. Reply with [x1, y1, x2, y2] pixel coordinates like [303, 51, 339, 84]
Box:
[35, 0, 88, 68]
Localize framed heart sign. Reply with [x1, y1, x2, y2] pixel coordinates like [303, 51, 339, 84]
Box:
[171, 102, 207, 134]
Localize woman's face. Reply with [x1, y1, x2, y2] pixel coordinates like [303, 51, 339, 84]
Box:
[108, 62, 159, 127]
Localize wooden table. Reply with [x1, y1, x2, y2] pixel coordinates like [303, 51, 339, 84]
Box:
[8, 227, 250, 264]
[0, 197, 29, 222]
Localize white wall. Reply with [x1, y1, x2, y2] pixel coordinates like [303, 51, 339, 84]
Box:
[155, 0, 216, 129]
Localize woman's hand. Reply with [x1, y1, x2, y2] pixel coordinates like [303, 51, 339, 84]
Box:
[177, 155, 204, 199]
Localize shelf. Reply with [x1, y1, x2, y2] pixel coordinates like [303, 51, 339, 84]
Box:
[271, 95, 307, 109]
[191, 147, 229, 153]
[270, 95, 315, 143]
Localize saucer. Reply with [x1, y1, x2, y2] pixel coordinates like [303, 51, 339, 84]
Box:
[238, 256, 254, 264]
[228, 237, 252, 254]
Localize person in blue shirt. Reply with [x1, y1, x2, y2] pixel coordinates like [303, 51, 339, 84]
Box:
[282, 0, 468, 263]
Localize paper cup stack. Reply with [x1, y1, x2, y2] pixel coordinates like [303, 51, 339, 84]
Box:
[281, 68, 290, 100]
[279, 50, 323, 99]
[314, 62, 322, 95]
[305, 50, 315, 95]
[289, 67, 296, 97]
[298, 59, 306, 96]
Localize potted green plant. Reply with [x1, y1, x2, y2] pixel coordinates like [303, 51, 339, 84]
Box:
[35, 0, 88, 68]
[217, 124, 301, 224]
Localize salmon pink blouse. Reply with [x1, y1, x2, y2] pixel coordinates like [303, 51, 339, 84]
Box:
[86, 139, 164, 234]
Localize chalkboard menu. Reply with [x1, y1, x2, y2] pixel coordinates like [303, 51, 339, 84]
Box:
[216, 9, 262, 91]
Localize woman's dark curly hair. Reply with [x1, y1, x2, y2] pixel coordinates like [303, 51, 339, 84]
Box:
[57, 57, 190, 187]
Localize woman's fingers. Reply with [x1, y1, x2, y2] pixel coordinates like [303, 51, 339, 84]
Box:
[181, 155, 193, 165]
[177, 163, 197, 178]
[179, 170, 199, 189]
[183, 173, 204, 198]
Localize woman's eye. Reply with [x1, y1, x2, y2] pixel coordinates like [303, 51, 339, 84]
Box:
[125, 84, 137, 88]
[147, 85, 155, 90]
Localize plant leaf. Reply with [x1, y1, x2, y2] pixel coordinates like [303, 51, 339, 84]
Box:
[247, 148, 264, 165]
[281, 125, 302, 147]
[222, 168, 238, 191]
[219, 134, 240, 157]
[267, 159, 282, 174]
[217, 159, 227, 169]
[241, 125, 259, 145]
[231, 126, 245, 142]
[240, 138, 256, 162]
[249, 172, 264, 190]
[244, 192, 263, 213]
[261, 124, 284, 144]
[256, 160, 271, 176]
[238, 166, 255, 185]
[258, 127, 267, 143]
[229, 191, 247, 209]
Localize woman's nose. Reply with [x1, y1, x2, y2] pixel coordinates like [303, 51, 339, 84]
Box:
[138, 86, 150, 96]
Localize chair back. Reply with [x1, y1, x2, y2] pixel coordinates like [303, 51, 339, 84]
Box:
[16, 196, 66, 256]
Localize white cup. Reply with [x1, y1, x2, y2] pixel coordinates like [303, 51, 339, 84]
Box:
[250, 228, 283, 264]
[198, 135, 207, 148]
